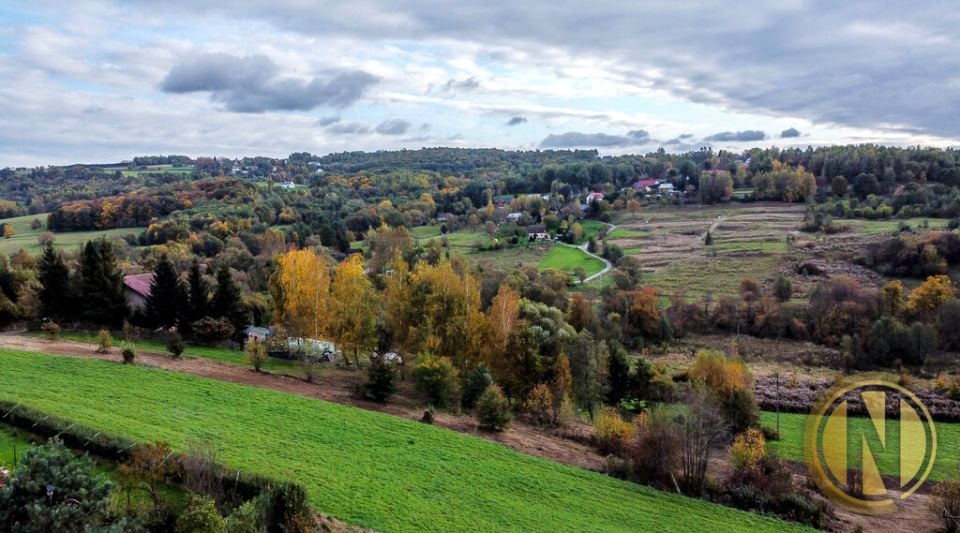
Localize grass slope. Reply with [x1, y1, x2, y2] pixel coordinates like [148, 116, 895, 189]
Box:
[0, 350, 808, 532]
[0, 213, 144, 255]
[761, 411, 959, 481]
[539, 245, 605, 277]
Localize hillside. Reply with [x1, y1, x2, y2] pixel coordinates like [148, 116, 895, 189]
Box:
[0, 349, 811, 532]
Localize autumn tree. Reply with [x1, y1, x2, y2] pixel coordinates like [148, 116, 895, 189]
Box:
[907, 274, 953, 319]
[273, 249, 330, 342]
[329, 254, 379, 367]
[567, 292, 596, 332]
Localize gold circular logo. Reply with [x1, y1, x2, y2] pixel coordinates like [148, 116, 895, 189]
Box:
[803, 380, 937, 515]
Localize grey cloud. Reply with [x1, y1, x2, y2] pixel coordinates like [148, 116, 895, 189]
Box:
[540, 131, 646, 148]
[327, 122, 371, 134]
[443, 77, 480, 91]
[161, 53, 378, 112]
[780, 127, 801, 138]
[506, 116, 527, 126]
[679, 133, 694, 139]
[154, 1, 960, 138]
[316, 115, 341, 126]
[375, 119, 411, 135]
[703, 130, 766, 142]
[627, 129, 650, 141]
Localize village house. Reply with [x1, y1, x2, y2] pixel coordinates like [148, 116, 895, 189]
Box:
[585, 191, 606, 204]
[658, 182, 677, 195]
[506, 212, 523, 222]
[527, 224, 550, 241]
[632, 179, 659, 193]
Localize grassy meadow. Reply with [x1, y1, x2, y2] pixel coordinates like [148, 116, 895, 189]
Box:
[0, 213, 144, 256]
[538, 245, 605, 277]
[761, 411, 959, 481]
[0, 349, 811, 532]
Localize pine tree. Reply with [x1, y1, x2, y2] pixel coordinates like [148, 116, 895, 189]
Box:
[144, 255, 183, 329]
[79, 239, 128, 326]
[187, 259, 210, 322]
[37, 244, 75, 321]
[211, 263, 246, 338]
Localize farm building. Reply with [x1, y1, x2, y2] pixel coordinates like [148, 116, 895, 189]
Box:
[122, 273, 154, 311]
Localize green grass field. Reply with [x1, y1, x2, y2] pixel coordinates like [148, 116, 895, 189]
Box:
[0, 424, 32, 467]
[0, 350, 808, 532]
[539, 245, 605, 277]
[49, 331, 299, 374]
[0, 214, 144, 256]
[761, 411, 959, 481]
[838, 217, 951, 234]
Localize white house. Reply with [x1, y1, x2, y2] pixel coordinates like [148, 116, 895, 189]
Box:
[658, 183, 676, 194]
[586, 191, 606, 204]
[279, 180, 296, 189]
[506, 212, 523, 222]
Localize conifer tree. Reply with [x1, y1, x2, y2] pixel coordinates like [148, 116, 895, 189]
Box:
[211, 263, 247, 337]
[79, 238, 127, 326]
[144, 255, 183, 329]
[37, 244, 75, 321]
[187, 259, 210, 322]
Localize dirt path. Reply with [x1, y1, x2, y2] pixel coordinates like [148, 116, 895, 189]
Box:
[0, 334, 604, 472]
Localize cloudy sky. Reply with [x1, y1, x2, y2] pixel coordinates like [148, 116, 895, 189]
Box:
[1, 1, 959, 166]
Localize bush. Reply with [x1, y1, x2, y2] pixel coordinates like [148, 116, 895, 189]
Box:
[932, 479, 960, 532]
[175, 496, 226, 533]
[461, 363, 494, 409]
[774, 275, 792, 302]
[96, 328, 112, 354]
[262, 483, 312, 533]
[166, 331, 185, 359]
[245, 339, 268, 372]
[363, 354, 397, 403]
[525, 383, 555, 426]
[190, 317, 234, 345]
[40, 320, 60, 340]
[729, 428, 766, 471]
[225, 499, 263, 533]
[0, 437, 115, 532]
[475, 384, 512, 431]
[593, 406, 636, 455]
[411, 355, 460, 409]
[625, 407, 680, 488]
[120, 342, 136, 364]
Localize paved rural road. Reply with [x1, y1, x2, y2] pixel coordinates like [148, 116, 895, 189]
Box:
[571, 222, 616, 284]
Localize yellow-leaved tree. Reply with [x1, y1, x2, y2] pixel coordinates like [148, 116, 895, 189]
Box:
[329, 254, 379, 367]
[907, 275, 954, 318]
[273, 249, 330, 342]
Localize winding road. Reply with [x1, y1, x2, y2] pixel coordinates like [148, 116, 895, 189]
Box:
[567, 221, 616, 284]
